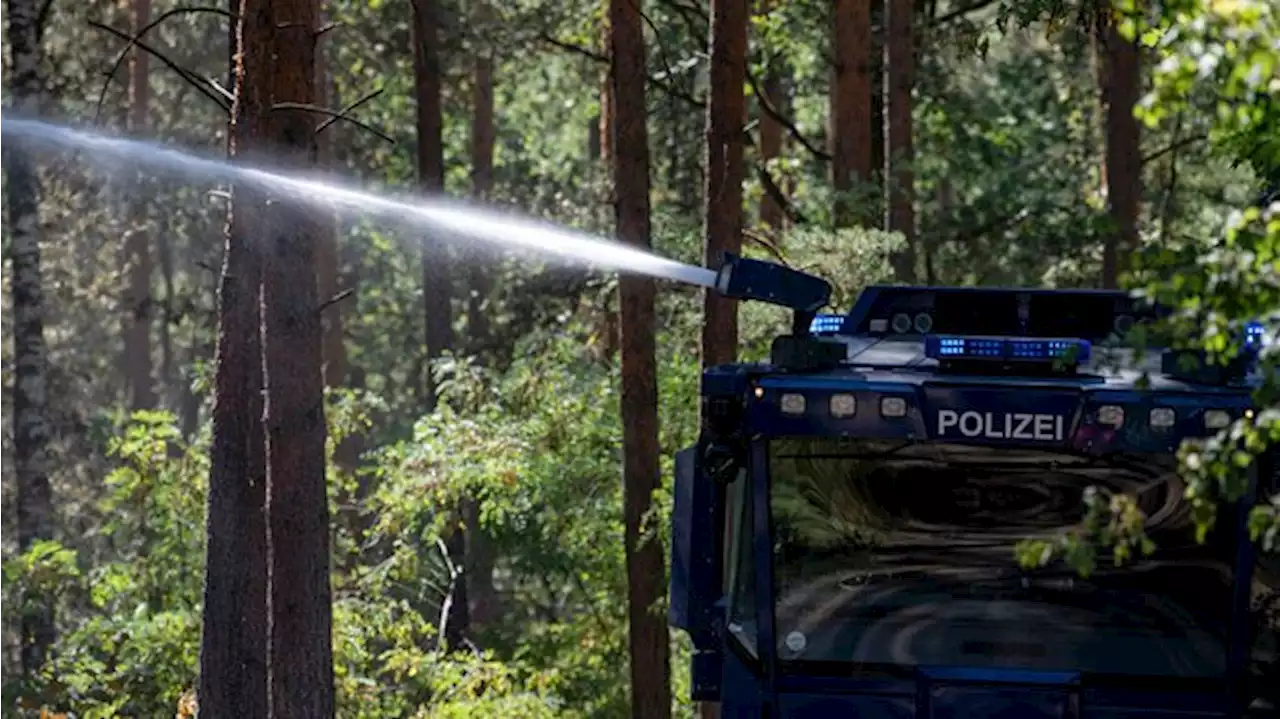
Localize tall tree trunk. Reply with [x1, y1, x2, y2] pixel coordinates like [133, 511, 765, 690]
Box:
[702, 0, 748, 369]
[466, 1, 500, 627]
[411, 0, 468, 649]
[757, 26, 785, 232]
[870, 0, 885, 224]
[254, 0, 335, 716]
[1097, 5, 1141, 289]
[5, 0, 56, 681]
[885, 0, 916, 281]
[124, 0, 155, 411]
[412, 0, 455, 411]
[199, 0, 269, 714]
[830, 0, 872, 227]
[610, 0, 672, 716]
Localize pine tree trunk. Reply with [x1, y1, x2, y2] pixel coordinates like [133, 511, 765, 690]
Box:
[885, 0, 916, 281]
[757, 0, 785, 233]
[870, 0, 885, 225]
[412, 0, 455, 412]
[830, 0, 872, 227]
[466, 2, 500, 627]
[702, 0, 748, 369]
[411, 0, 468, 649]
[610, 0, 672, 716]
[758, 66, 784, 232]
[124, 0, 155, 411]
[251, 1, 336, 716]
[5, 0, 56, 681]
[1098, 6, 1141, 289]
[199, 1, 270, 715]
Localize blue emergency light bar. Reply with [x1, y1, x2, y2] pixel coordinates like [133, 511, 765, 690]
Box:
[1245, 320, 1265, 351]
[808, 313, 845, 335]
[925, 335, 1092, 364]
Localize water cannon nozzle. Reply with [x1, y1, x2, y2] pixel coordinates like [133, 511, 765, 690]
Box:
[713, 252, 832, 314]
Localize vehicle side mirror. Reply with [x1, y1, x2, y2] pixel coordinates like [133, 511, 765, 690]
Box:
[669, 444, 724, 701]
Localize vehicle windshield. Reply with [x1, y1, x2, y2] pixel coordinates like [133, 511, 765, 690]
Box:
[767, 438, 1236, 679]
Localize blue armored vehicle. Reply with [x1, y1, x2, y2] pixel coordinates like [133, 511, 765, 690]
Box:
[669, 255, 1277, 718]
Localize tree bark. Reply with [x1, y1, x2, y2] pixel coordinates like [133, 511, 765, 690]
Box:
[5, 0, 56, 681]
[199, 0, 269, 714]
[885, 0, 916, 281]
[610, 0, 672, 716]
[702, 0, 748, 369]
[252, 0, 336, 716]
[466, 1, 500, 627]
[870, 0, 885, 225]
[1097, 5, 1141, 289]
[830, 0, 872, 227]
[412, 0, 455, 412]
[757, 0, 785, 233]
[411, 0, 468, 649]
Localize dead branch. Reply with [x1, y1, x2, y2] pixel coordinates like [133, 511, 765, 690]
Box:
[746, 67, 831, 163]
[930, 0, 1001, 27]
[316, 88, 384, 134]
[270, 103, 395, 144]
[317, 288, 355, 314]
[756, 163, 808, 225]
[1142, 133, 1209, 166]
[742, 228, 788, 265]
[92, 7, 235, 123]
[538, 32, 607, 62]
[538, 33, 705, 110]
[89, 20, 231, 117]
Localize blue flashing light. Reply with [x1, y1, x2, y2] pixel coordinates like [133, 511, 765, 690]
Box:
[1244, 321, 1265, 351]
[925, 335, 1092, 364]
[809, 313, 845, 335]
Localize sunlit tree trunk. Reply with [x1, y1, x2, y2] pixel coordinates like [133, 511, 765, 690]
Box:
[610, 0, 672, 716]
[702, 0, 748, 368]
[1097, 4, 1141, 289]
[885, 0, 916, 280]
[4, 0, 56, 682]
[255, 0, 335, 716]
[200, 0, 269, 714]
[830, 0, 872, 227]
[466, 0, 500, 627]
[123, 0, 155, 411]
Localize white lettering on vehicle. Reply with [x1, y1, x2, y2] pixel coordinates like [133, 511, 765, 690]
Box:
[936, 409, 1065, 441]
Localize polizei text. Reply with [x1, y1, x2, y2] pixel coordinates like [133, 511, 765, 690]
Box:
[936, 409, 1066, 441]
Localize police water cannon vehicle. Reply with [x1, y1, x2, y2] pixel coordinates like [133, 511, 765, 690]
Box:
[669, 253, 1277, 718]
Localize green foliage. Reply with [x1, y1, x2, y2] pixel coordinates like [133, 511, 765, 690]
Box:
[6, 0, 1280, 714]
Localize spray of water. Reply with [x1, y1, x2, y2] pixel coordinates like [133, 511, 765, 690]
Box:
[0, 116, 719, 289]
